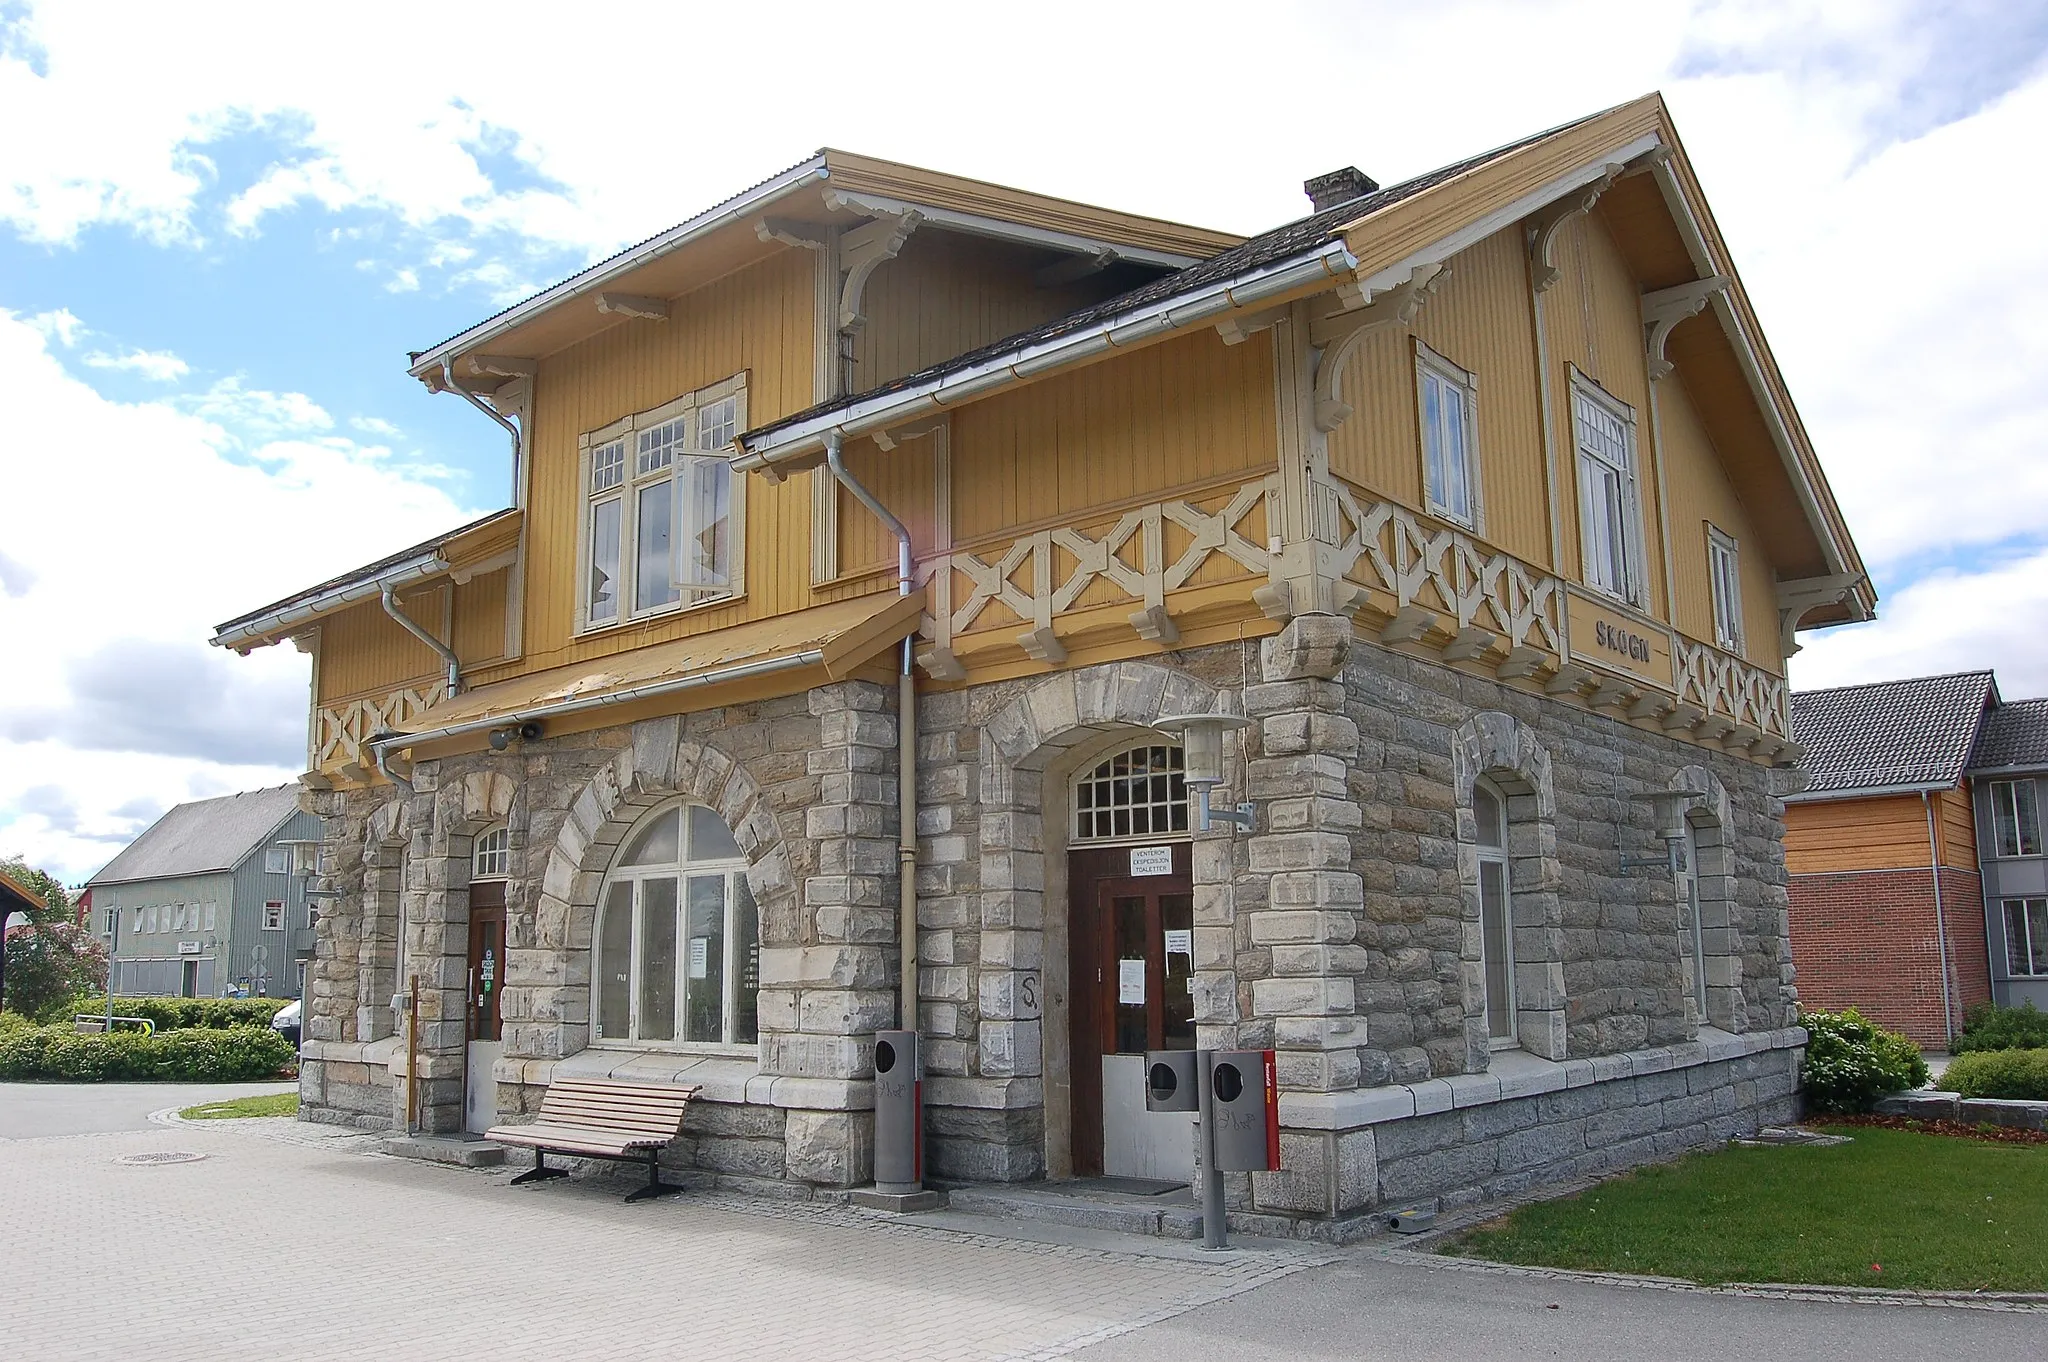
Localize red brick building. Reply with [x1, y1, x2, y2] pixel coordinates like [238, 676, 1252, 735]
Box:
[1785, 672, 1996, 1049]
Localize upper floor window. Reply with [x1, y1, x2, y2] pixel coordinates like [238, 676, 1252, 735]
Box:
[1416, 343, 1480, 530]
[1707, 525, 1743, 653]
[1991, 780, 2041, 857]
[580, 376, 747, 631]
[473, 826, 510, 881]
[264, 846, 290, 875]
[1074, 744, 1188, 844]
[262, 901, 285, 931]
[594, 800, 759, 1048]
[1474, 777, 1516, 1045]
[1573, 377, 1644, 606]
[2005, 898, 2048, 976]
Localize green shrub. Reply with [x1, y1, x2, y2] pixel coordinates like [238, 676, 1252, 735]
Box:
[0, 1023, 295, 1082]
[1943, 1047, 2048, 1102]
[1954, 1001, 2048, 1054]
[1798, 1008, 1930, 1113]
[72, 996, 291, 1031]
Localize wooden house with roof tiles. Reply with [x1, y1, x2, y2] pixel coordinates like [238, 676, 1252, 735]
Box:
[213, 93, 1872, 1230]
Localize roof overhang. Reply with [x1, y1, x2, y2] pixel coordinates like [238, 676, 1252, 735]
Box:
[1783, 780, 1953, 805]
[1, 871, 44, 916]
[211, 510, 521, 653]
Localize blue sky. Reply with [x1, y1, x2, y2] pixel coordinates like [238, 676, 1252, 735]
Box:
[3, 0, 2046, 884]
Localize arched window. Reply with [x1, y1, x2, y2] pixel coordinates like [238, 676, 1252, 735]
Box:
[472, 826, 510, 881]
[594, 800, 758, 1048]
[1073, 743, 1188, 843]
[1474, 777, 1516, 1045]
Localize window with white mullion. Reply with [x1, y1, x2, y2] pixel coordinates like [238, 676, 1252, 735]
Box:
[1992, 780, 2041, 857]
[580, 381, 744, 632]
[1417, 343, 1480, 530]
[1573, 378, 1645, 605]
[2004, 898, 2048, 976]
[1707, 525, 1744, 652]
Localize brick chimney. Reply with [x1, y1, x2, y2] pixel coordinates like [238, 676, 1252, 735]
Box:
[1304, 167, 1379, 213]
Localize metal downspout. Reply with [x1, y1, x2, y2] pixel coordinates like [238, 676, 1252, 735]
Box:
[442, 359, 524, 505]
[825, 433, 919, 1034]
[1921, 790, 1957, 1049]
[381, 586, 461, 700]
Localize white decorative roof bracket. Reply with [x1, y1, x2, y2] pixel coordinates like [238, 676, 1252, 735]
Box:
[872, 413, 948, 452]
[465, 355, 537, 379]
[1215, 304, 1291, 346]
[594, 293, 670, 322]
[1308, 263, 1449, 433]
[755, 217, 829, 251]
[1775, 573, 1862, 658]
[1527, 163, 1624, 293]
[1035, 248, 1118, 289]
[838, 211, 923, 337]
[1641, 276, 1731, 381]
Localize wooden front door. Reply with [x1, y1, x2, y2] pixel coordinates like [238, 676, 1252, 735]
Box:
[1066, 842, 1195, 1178]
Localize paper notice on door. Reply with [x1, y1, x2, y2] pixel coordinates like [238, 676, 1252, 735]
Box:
[1164, 929, 1192, 958]
[1118, 958, 1146, 1004]
[688, 938, 710, 979]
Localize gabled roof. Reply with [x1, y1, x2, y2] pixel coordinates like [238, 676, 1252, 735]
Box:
[1970, 698, 2048, 773]
[87, 787, 305, 887]
[210, 507, 520, 652]
[1789, 671, 1997, 798]
[1, 869, 44, 917]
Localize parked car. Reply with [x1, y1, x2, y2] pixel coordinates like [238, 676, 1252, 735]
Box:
[271, 998, 302, 1048]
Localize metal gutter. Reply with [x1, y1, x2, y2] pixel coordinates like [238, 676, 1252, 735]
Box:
[380, 586, 461, 699]
[821, 188, 1201, 271]
[1964, 761, 2048, 778]
[734, 242, 1361, 472]
[212, 550, 450, 653]
[1782, 779, 1955, 804]
[406, 156, 832, 379]
[366, 648, 829, 756]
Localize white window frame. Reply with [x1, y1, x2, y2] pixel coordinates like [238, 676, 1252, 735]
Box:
[264, 847, 290, 875]
[132, 906, 145, 935]
[1414, 340, 1482, 531]
[1474, 776, 1518, 1049]
[2005, 898, 2048, 977]
[1706, 524, 1744, 653]
[262, 901, 286, 931]
[592, 799, 760, 1053]
[1991, 780, 2041, 858]
[1571, 372, 1647, 607]
[576, 374, 749, 634]
[1072, 743, 1190, 846]
[473, 826, 510, 881]
[103, 908, 118, 936]
[203, 903, 217, 932]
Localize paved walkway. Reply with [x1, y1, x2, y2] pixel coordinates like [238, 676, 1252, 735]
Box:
[1, 1107, 2038, 1361]
[0, 1080, 297, 1138]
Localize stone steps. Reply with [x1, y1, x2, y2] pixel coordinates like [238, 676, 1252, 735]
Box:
[384, 1134, 507, 1167]
[944, 1183, 1204, 1239]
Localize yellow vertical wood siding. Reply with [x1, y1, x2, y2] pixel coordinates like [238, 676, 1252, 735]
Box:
[316, 594, 441, 704]
[835, 435, 943, 576]
[1655, 374, 1780, 665]
[950, 329, 1278, 545]
[1324, 227, 1549, 567]
[510, 248, 821, 678]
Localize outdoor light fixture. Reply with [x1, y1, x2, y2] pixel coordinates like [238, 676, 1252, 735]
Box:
[1617, 789, 1706, 873]
[1157, 713, 1255, 832]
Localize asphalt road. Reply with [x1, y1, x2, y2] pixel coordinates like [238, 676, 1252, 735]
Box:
[0, 1080, 297, 1139]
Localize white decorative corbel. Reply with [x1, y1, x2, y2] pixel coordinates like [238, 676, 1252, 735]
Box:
[837, 211, 922, 337]
[1215, 304, 1291, 347]
[1641, 276, 1730, 381]
[594, 293, 670, 322]
[755, 217, 829, 251]
[1035, 248, 1117, 289]
[1307, 263, 1449, 432]
[872, 414, 947, 452]
[1527, 163, 1624, 292]
[465, 355, 537, 379]
[1774, 574, 1861, 658]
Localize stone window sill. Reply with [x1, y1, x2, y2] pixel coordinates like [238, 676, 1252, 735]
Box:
[1278, 1025, 1807, 1132]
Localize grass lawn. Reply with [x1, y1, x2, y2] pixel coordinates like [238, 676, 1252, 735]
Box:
[1444, 1126, 2048, 1292]
[179, 1092, 299, 1120]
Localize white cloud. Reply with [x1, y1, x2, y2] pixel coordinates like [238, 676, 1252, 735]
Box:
[26, 307, 83, 346]
[0, 308, 478, 882]
[1790, 548, 2048, 699]
[350, 414, 401, 438]
[83, 346, 190, 381]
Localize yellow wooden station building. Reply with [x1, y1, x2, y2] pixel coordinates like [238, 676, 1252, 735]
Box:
[214, 93, 1870, 1234]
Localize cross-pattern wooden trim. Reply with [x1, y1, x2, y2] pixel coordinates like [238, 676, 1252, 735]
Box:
[1675, 636, 1791, 742]
[315, 681, 446, 778]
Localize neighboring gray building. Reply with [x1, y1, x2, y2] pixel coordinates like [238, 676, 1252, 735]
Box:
[1968, 698, 2048, 1011]
[88, 787, 320, 999]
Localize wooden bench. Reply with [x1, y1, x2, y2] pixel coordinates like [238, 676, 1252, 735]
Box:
[484, 1078, 700, 1203]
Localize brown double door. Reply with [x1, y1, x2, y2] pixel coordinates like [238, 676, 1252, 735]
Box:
[467, 880, 505, 1043]
[1066, 843, 1194, 1177]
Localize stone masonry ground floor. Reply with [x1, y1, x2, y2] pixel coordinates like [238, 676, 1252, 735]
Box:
[297, 617, 1809, 1234]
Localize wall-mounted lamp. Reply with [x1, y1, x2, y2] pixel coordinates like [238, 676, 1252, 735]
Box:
[1157, 713, 1256, 833]
[1618, 789, 1706, 873]
[488, 720, 544, 751]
